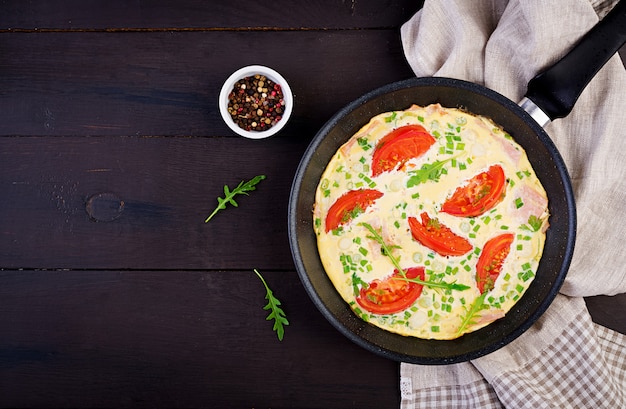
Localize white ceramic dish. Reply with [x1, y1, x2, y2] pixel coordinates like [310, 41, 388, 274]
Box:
[219, 65, 293, 139]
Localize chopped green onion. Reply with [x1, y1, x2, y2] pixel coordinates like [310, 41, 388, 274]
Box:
[357, 138, 371, 151]
[385, 112, 397, 123]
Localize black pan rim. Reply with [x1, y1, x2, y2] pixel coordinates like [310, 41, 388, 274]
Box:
[288, 76, 576, 364]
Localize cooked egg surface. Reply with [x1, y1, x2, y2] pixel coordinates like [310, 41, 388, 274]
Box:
[313, 104, 549, 340]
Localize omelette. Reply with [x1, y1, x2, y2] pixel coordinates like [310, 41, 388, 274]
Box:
[313, 104, 549, 340]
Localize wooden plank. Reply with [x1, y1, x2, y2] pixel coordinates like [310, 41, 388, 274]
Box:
[0, 136, 309, 270]
[0, 30, 415, 137]
[0, 269, 399, 408]
[0, 271, 621, 408]
[0, 0, 423, 30]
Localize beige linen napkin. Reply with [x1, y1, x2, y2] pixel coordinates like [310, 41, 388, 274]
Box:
[400, 1, 626, 407]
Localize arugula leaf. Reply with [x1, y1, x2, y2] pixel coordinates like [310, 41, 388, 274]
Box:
[456, 293, 488, 336]
[406, 158, 452, 187]
[527, 215, 542, 232]
[360, 222, 404, 273]
[205, 175, 266, 222]
[395, 277, 470, 292]
[351, 272, 369, 297]
[359, 222, 470, 292]
[254, 269, 289, 341]
[520, 215, 543, 232]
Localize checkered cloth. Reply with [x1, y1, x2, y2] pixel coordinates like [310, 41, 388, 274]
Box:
[400, 0, 626, 407]
[401, 297, 626, 408]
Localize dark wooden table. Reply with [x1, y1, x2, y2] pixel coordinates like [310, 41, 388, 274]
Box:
[1, 1, 625, 407]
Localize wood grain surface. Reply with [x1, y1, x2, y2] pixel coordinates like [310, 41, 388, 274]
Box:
[1, 0, 421, 30]
[0, 1, 624, 407]
[0, 269, 399, 408]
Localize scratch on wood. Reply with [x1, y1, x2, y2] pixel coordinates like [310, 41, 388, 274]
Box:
[87, 169, 113, 172]
[82, 125, 125, 130]
[43, 107, 55, 130]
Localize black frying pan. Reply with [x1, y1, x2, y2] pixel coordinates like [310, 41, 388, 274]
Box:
[289, 1, 626, 364]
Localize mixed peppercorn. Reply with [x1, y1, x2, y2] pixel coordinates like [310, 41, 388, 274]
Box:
[227, 74, 285, 132]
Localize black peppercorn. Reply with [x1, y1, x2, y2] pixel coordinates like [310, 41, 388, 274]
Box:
[227, 75, 286, 132]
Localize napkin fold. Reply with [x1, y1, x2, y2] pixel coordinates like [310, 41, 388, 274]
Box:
[400, 1, 626, 407]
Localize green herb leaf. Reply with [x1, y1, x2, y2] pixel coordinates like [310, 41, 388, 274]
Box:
[360, 222, 404, 273]
[205, 175, 266, 222]
[527, 215, 542, 232]
[520, 214, 543, 232]
[359, 222, 470, 292]
[456, 292, 488, 336]
[406, 158, 452, 188]
[394, 277, 470, 292]
[254, 269, 289, 341]
[351, 272, 369, 297]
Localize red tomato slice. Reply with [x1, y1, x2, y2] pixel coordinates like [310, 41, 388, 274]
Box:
[325, 189, 383, 232]
[356, 267, 425, 315]
[441, 165, 507, 217]
[371, 125, 435, 176]
[408, 212, 473, 257]
[476, 233, 514, 294]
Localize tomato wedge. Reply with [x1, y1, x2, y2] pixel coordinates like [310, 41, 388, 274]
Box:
[371, 124, 435, 176]
[325, 189, 383, 232]
[408, 212, 473, 257]
[441, 165, 507, 217]
[356, 267, 425, 315]
[476, 233, 514, 294]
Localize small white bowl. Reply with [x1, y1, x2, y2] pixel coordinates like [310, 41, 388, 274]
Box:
[219, 65, 293, 139]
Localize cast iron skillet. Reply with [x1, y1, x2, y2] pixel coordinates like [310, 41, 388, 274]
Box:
[289, 1, 626, 364]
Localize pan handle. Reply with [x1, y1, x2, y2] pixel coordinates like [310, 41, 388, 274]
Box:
[524, 0, 626, 122]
